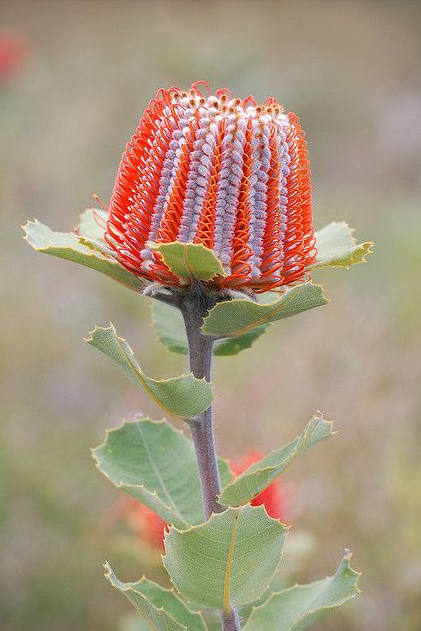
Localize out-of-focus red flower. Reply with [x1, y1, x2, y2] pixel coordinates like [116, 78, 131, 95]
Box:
[106, 496, 167, 550]
[105, 81, 316, 292]
[0, 32, 27, 84]
[108, 449, 288, 550]
[230, 450, 287, 520]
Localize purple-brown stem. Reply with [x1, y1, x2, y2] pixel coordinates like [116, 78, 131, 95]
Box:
[180, 284, 241, 631]
[180, 285, 224, 518]
[222, 610, 242, 631]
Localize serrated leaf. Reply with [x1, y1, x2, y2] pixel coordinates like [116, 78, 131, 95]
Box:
[243, 552, 361, 631]
[151, 301, 267, 357]
[149, 241, 226, 281]
[202, 283, 327, 338]
[76, 207, 108, 241]
[220, 415, 333, 507]
[92, 418, 231, 528]
[312, 221, 373, 269]
[163, 505, 287, 610]
[23, 219, 145, 291]
[86, 323, 212, 418]
[106, 563, 207, 631]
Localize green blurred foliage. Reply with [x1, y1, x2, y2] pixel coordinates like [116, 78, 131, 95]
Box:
[1, 1, 420, 630]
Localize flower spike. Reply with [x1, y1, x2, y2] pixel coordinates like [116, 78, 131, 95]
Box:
[105, 83, 317, 292]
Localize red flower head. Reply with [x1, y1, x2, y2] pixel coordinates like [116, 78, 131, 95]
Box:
[106, 81, 316, 292]
[230, 450, 287, 521]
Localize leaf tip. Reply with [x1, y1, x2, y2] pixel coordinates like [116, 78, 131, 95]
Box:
[340, 549, 362, 595]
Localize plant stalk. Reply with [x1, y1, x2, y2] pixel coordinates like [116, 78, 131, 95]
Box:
[181, 285, 241, 631]
[222, 610, 242, 631]
[181, 286, 224, 519]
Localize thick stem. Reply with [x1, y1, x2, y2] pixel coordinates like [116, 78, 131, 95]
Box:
[181, 287, 224, 518]
[180, 285, 241, 631]
[222, 610, 242, 631]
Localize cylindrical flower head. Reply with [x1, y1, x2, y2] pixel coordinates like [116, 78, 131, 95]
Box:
[106, 81, 316, 292]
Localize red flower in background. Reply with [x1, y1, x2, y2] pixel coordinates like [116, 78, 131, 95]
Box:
[106, 496, 167, 550]
[0, 32, 27, 84]
[108, 450, 287, 550]
[105, 81, 316, 292]
[230, 450, 287, 520]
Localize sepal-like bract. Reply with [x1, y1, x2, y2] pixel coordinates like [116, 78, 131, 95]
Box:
[23, 218, 145, 291]
[313, 221, 373, 269]
[150, 241, 226, 282]
[202, 283, 328, 338]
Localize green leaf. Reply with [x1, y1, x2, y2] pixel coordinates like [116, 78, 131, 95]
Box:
[151, 301, 267, 357]
[243, 552, 361, 631]
[150, 301, 189, 355]
[214, 328, 267, 355]
[105, 563, 207, 631]
[163, 505, 287, 610]
[202, 283, 327, 338]
[86, 323, 213, 418]
[92, 418, 231, 528]
[76, 207, 108, 241]
[23, 219, 145, 292]
[149, 242, 226, 281]
[312, 221, 373, 269]
[220, 415, 333, 507]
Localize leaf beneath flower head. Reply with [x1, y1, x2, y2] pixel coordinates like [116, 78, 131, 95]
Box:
[243, 552, 361, 631]
[163, 505, 287, 610]
[151, 301, 267, 356]
[92, 417, 231, 528]
[105, 564, 207, 630]
[76, 207, 108, 241]
[86, 323, 213, 419]
[312, 221, 373, 269]
[219, 414, 334, 507]
[202, 283, 327, 338]
[23, 219, 146, 291]
[149, 241, 226, 281]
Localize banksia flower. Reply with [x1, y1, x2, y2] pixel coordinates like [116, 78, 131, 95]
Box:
[106, 81, 316, 292]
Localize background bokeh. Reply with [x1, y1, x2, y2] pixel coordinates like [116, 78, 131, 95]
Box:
[1, 1, 421, 630]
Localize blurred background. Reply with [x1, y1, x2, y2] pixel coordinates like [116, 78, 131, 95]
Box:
[1, 1, 420, 630]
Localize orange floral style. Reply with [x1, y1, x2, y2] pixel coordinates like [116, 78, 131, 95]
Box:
[111, 450, 287, 550]
[105, 81, 316, 292]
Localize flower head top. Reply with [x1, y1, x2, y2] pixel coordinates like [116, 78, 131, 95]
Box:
[106, 81, 316, 292]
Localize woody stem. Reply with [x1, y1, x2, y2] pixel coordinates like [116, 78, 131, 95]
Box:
[180, 285, 241, 631]
[181, 285, 224, 519]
